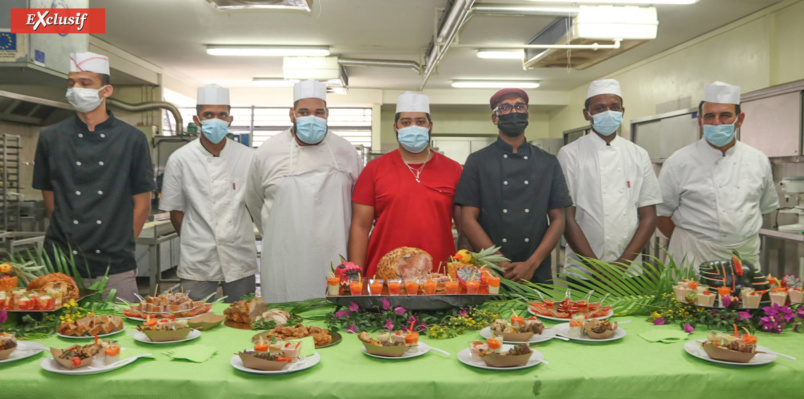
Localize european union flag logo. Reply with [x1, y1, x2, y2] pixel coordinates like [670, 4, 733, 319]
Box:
[0, 33, 16, 51]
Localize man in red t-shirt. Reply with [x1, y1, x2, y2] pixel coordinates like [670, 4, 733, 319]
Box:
[348, 92, 463, 277]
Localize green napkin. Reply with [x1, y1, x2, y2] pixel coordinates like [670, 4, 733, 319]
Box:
[165, 345, 217, 362]
[285, 336, 315, 357]
[639, 330, 691, 343]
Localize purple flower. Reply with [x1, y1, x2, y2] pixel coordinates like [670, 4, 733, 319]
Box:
[652, 317, 666, 326]
[722, 295, 731, 308]
[418, 322, 427, 332]
[381, 298, 390, 311]
[683, 324, 694, 334]
[711, 309, 719, 316]
[459, 309, 468, 316]
[384, 319, 394, 331]
[738, 311, 752, 321]
[797, 306, 804, 320]
[346, 323, 356, 334]
[0, 309, 7, 324]
[349, 302, 359, 312]
[334, 310, 350, 319]
[394, 307, 406, 315]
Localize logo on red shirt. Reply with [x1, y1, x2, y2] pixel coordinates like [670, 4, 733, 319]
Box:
[9, 9, 106, 34]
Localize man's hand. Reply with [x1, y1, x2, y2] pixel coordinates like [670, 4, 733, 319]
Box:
[503, 261, 536, 282]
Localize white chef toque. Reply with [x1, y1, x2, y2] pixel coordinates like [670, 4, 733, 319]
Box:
[197, 84, 230, 105]
[396, 91, 430, 114]
[293, 80, 327, 102]
[586, 79, 622, 100]
[69, 52, 110, 75]
[703, 81, 741, 104]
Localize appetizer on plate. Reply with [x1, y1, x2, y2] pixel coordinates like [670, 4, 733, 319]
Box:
[584, 319, 619, 339]
[476, 341, 532, 368]
[137, 318, 192, 342]
[238, 336, 300, 371]
[0, 332, 17, 360]
[701, 329, 758, 363]
[50, 342, 104, 369]
[124, 292, 210, 319]
[253, 324, 333, 348]
[358, 331, 408, 357]
[58, 314, 124, 337]
[489, 313, 544, 342]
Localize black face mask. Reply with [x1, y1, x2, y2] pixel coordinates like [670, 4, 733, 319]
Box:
[496, 112, 529, 137]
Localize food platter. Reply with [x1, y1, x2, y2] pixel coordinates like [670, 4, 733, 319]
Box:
[528, 308, 614, 322]
[457, 345, 545, 371]
[479, 326, 557, 344]
[360, 342, 431, 360]
[5, 288, 99, 314]
[57, 328, 126, 340]
[0, 341, 47, 364]
[683, 339, 776, 367]
[230, 352, 321, 375]
[327, 294, 492, 311]
[552, 322, 627, 343]
[123, 307, 212, 322]
[132, 329, 201, 344]
[40, 351, 142, 375]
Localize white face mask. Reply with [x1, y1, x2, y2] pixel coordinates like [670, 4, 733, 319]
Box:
[66, 85, 107, 113]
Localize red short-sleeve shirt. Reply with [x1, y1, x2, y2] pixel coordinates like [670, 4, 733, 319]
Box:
[352, 150, 463, 277]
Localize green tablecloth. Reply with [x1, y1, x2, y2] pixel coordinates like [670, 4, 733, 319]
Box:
[2, 303, 804, 399]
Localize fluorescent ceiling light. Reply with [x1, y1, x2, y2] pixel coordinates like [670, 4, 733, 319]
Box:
[477, 49, 525, 60]
[206, 45, 330, 57]
[252, 78, 298, 87]
[575, 5, 658, 40]
[528, 0, 697, 4]
[452, 80, 540, 89]
[283, 56, 341, 80]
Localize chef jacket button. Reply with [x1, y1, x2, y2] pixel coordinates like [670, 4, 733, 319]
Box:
[76, 161, 81, 166]
[524, 156, 528, 160]
[503, 181, 508, 185]
[73, 220, 78, 225]
[502, 238, 508, 243]
[99, 161, 104, 166]
[75, 191, 81, 195]
[100, 133, 106, 138]
[78, 133, 83, 138]
[524, 180, 529, 185]
[96, 220, 102, 225]
[524, 238, 530, 243]
[98, 190, 103, 195]
[503, 154, 508, 159]
[525, 209, 530, 213]
[95, 250, 101, 254]
[503, 209, 508, 213]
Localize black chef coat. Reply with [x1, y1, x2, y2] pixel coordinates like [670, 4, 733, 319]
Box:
[455, 137, 572, 283]
[32, 111, 155, 277]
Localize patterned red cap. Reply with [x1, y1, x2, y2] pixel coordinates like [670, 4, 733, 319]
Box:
[490, 88, 529, 109]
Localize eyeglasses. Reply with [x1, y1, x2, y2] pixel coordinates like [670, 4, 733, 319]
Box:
[493, 103, 528, 114]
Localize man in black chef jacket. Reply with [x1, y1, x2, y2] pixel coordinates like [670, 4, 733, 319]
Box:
[32, 52, 155, 302]
[455, 88, 571, 283]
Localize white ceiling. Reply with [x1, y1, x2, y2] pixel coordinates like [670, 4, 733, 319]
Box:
[91, 0, 784, 92]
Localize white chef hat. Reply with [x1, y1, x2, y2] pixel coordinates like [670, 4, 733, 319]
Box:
[586, 79, 622, 100]
[69, 52, 110, 75]
[197, 84, 230, 105]
[293, 80, 327, 102]
[703, 81, 741, 104]
[396, 91, 430, 114]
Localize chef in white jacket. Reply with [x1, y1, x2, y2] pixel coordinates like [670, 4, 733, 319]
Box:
[558, 79, 661, 279]
[658, 81, 779, 272]
[160, 84, 257, 302]
[245, 80, 362, 303]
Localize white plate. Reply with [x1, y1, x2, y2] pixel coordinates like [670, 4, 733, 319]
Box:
[528, 307, 614, 322]
[479, 326, 557, 343]
[230, 352, 321, 374]
[57, 328, 126, 340]
[123, 307, 211, 322]
[683, 339, 776, 366]
[552, 322, 626, 343]
[360, 342, 431, 360]
[0, 341, 47, 364]
[40, 353, 140, 375]
[457, 345, 544, 371]
[132, 329, 201, 344]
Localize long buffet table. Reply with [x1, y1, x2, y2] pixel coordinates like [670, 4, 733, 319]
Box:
[3, 302, 804, 399]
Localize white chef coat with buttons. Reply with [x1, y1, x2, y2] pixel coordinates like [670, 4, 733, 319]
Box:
[558, 133, 661, 275]
[658, 139, 779, 268]
[159, 138, 258, 283]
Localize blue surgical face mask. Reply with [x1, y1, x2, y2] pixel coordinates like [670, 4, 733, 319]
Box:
[294, 115, 328, 145]
[397, 125, 430, 153]
[703, 120, 736, 147]
[591, 110, 623, 136]
[200, 118, 229, 144]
